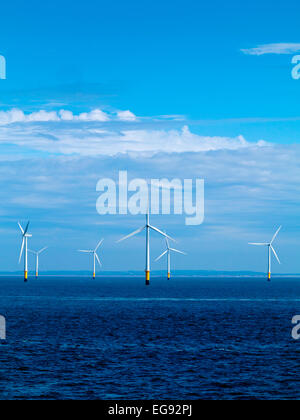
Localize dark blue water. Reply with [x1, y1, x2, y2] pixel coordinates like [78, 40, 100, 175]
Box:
[0, 276, 300, 400]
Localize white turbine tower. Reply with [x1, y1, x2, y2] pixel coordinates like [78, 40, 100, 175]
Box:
[155, 236, 186, 280]
[29, 247, 47, 279]
[18, 222, 32, 282]
[249, 226, 282, 281]
[78, 239, 104, 279]
[117, 211, 175, 286]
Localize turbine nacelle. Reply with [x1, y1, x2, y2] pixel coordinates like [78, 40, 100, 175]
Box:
[117, 216, 176, 244]
[249, 226, 281, 264]
[18, 222, 30, 237]
[156, 234, 187, 262]
[28, 247, 47, 256]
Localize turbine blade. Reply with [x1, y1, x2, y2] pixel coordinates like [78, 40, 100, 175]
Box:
[249, 243, 269, 246]
[165, 236, 170, 249]
[38, 247, 47, 254]
[19, 239, 25, 264]
[95, 253, 102, 267]
[271, 245, 281, 265]
[28, 249, 36, 255]
[18, 222, 24, 235]
[169, 248, 187, 256]
[149, 225, 176, 242]
[116, 226, 145, 243]
[95, 239, 104, 252]
[155, 250, 168, 262]
[271, 226, 282, 245]
[24, 221, 30, 235]
[78, 250, 93, 253]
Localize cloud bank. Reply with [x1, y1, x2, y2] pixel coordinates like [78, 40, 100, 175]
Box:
[0, 107, 267, 158]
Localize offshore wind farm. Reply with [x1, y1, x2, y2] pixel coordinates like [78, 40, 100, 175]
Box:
[12, 218, 287, 283]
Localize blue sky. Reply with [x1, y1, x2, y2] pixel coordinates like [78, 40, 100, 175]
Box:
[1, 0, 300, 273]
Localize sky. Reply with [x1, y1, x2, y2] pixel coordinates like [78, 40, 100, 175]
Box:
[0, 0, 300, 273]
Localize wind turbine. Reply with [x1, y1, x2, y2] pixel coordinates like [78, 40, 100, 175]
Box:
[18, 222, 32, 282]
[78, 239, 104, 279]
[155, 236, 187, 280]
[117, 211, 175, 286]
[249, 226, 282, 281]
[29, 247, 47, 279]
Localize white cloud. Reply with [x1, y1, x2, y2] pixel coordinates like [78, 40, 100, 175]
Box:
[117, 110, 137, 122]
[59, 110, 74, 121]
[241, 43, 300, 56]
[0, 109, 26, 124]
[77, 109, 109, 122]
[27, 110, 60, 122]
[0, 109, 63, 124]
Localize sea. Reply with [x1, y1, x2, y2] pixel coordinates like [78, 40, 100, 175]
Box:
[0, 276, 300, 400]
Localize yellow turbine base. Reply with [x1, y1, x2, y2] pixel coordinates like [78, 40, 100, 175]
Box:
[93, 273, 96, 279]
[24, 271, 28, 281]
[268, 272, 271, 281]
[146, 271, 150, 286]
[168, 273, 171, 280]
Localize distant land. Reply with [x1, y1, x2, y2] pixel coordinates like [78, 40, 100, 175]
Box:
[1, 270, 299, 278]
